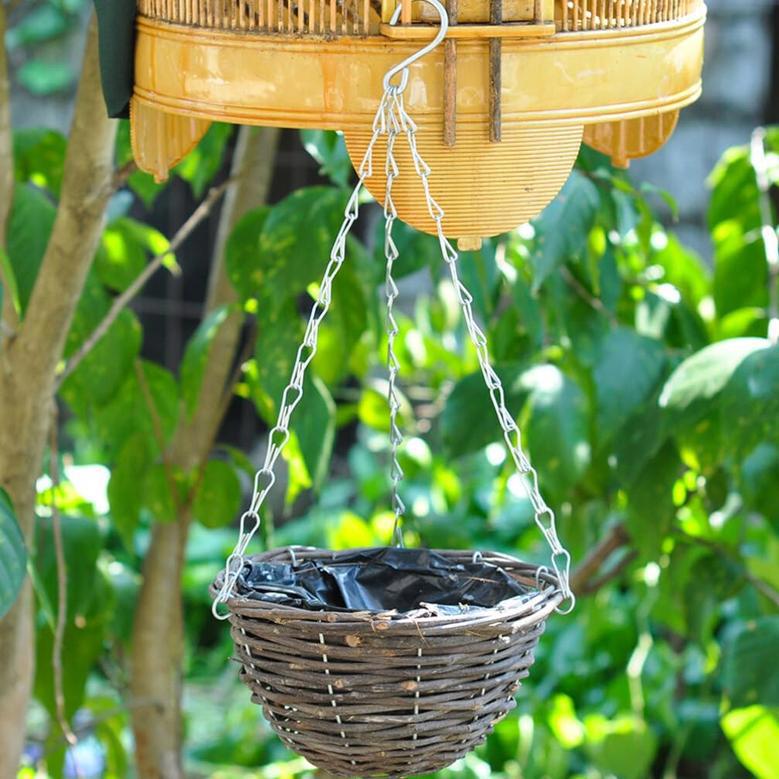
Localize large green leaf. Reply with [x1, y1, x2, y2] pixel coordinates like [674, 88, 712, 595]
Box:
[523, 365, 591, 501]
[180, 304, 235, 415]
[659, 338, 770, 413]
[193, 460, 242, 529]
[225, 207, 270, 303]
[0, 489, 27, 620]
[440, 365, 527, 458]
[6, 182, 57, 314]
[721, 706, 779, 779]
[227, 188, 347, 304]
[94, 361, 179, 458]
[530, 171, 600, 292]
[723, 618, 779, 708]
[593, 327, 666, 450]
[720, 345, 779, 456]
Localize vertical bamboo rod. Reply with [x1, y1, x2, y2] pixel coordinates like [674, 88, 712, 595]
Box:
[572, 0, 579, 30]
[562, 0, 569, 30]
[362, 0, 369, 33]
[443, 0, 458, 147]
[489, 0, 502, 143]
[401, 0, 411, 24]
[330, 0, 336, 33]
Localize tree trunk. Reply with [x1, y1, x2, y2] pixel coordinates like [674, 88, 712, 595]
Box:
[130, 126, 280, 779]
[0, 17, 117, 775]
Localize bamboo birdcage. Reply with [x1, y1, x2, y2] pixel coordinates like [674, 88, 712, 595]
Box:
[130, 0, 705, 244]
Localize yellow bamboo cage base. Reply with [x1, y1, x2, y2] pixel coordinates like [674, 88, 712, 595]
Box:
[131, 0, 706, 238]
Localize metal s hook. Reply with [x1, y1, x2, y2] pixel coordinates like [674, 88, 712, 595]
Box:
[383, 0, 450, 93]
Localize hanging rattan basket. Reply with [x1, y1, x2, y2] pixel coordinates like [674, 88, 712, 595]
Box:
[213, 546, 561, 777]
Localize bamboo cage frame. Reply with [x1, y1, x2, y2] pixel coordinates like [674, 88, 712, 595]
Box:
[135, 0, 703, 35]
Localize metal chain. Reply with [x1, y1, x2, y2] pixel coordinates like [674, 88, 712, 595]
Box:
[383, 95, 407, 547]
[213, 0, 575, 617]
[386, 89, 575, 613]
[212, 93, 394, 619]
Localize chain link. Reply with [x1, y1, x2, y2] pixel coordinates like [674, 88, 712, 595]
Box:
[213, 0, 574, 617]
[212, 93, 394, 619]
[386, 89, 575, 613]
[383, 94, 407, 546]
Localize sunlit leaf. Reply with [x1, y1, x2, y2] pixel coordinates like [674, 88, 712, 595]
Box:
[721, 706, 779, 779]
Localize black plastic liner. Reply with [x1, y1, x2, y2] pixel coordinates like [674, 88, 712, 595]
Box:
[235, 547, 534, 613]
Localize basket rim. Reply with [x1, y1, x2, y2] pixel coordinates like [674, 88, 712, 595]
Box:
[212, 545, 563, 629]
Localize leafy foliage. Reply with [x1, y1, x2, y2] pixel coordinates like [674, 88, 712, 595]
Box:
[3, 98, 778, 778]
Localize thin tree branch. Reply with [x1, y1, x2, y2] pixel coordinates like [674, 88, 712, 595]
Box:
[570, 522, 630, 595]
[49, 403, 77, 748]
[56, 177, 234, 390]
[750, 127, 779, 345]
[560, 266, 618, 326]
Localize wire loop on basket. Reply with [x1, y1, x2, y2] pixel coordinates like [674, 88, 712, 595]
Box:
[212, 0, 575, 621]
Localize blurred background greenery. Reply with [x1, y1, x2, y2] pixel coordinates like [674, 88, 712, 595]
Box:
[1, 2, 778, 778]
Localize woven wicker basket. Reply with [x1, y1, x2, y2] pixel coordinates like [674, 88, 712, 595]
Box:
[214, 546, 562, 777]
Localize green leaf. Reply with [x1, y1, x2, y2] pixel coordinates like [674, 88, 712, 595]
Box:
[34, 514, 101, 626]
[6, 182, 57, 314]
[33, 554, 111, 722]
[294, 376, 336, 491]
[723, 618, 779, 708]
[523, 365, 591, 501]
[108, 434, 153, 547]
[180, 305, 235, 415]
[142, 465, 184, 524]
[712, 221, 768, 318]
[583, 713, 657, 779]
[94, 362, 179, 458]
[173, 123, 234, 198]
[97, 217, 171, 292]
[13, 128, 67, 196]
[17, 59, 75, 95]
[0, 489, 27, 620]
[440, 365, 527, 457]
[625, 441, 680, 558]
[593, 327, 666, 450]
[193, 460, 242, 529]
[225, 207, 270, 303]
[531, 171, 600, 292]
[720, 345, 779, 456]
[301, 130, 352, 188]
[659, 338, 770, 412]
[60, 297, 143, 415]
[721, 706, 779, 779]
[740, 443, 779, 525]
[246, 187, 348, 301]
